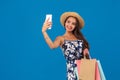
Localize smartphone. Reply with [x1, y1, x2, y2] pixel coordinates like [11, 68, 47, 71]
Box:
[45, 14, 52, 29]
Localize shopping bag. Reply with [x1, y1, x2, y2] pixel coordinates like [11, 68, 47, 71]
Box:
[75, 67, 79, 80]
[75, 60, 81, 76]
[97, 60, 106, 80]
[95, 62, 101, 80]
[76, 59, 96, 80]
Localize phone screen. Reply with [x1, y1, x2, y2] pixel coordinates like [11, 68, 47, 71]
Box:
[45, 14, 52, 29]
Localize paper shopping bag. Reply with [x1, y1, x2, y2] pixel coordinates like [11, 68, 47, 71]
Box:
[95, 62, 101, 80]
[75, 67, 79, 80]
[76, 59, 96, 80]
[97, 60, 106, 80]
[76, 60, 81, 76]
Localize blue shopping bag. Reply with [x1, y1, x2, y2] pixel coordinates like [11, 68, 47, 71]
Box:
[97, 60, 106, 80]
[75, 67, 79, 80]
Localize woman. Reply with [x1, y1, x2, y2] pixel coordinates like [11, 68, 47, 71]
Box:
[42, 12, 90, 80]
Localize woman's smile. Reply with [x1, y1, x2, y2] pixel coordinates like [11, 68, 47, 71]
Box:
[66, 25, 73, 30]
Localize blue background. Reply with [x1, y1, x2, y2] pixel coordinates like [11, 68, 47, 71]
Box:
[0, 0, 120, 80]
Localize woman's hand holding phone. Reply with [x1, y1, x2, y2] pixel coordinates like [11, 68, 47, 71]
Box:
[45, 14, 52, 29]
[42, 14, 52, 32]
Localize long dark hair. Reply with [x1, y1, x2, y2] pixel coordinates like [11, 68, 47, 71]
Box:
[64, 16, 90, 50]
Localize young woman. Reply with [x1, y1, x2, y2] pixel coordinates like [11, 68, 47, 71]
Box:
[42, 12, 90, 80]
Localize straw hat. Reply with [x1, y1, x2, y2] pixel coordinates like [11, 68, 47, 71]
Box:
[60, 12, 84, 28]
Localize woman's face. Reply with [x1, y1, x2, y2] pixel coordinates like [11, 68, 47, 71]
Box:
[64, 17, 76, 32]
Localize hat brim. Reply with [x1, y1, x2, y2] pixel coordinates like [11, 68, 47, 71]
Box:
[60, 12, 84, 28]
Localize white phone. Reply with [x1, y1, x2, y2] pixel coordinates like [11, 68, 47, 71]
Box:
[45, 14, 52, 29]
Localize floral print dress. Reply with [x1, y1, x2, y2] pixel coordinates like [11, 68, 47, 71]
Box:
[61, 40, 84, 80]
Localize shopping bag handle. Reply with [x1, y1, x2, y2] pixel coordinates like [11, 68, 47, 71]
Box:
[83, 51, 91, 59]
[83, 54, 90, 59]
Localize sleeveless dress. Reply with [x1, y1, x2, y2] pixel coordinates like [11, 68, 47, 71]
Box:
[61, 39, 84, 80]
